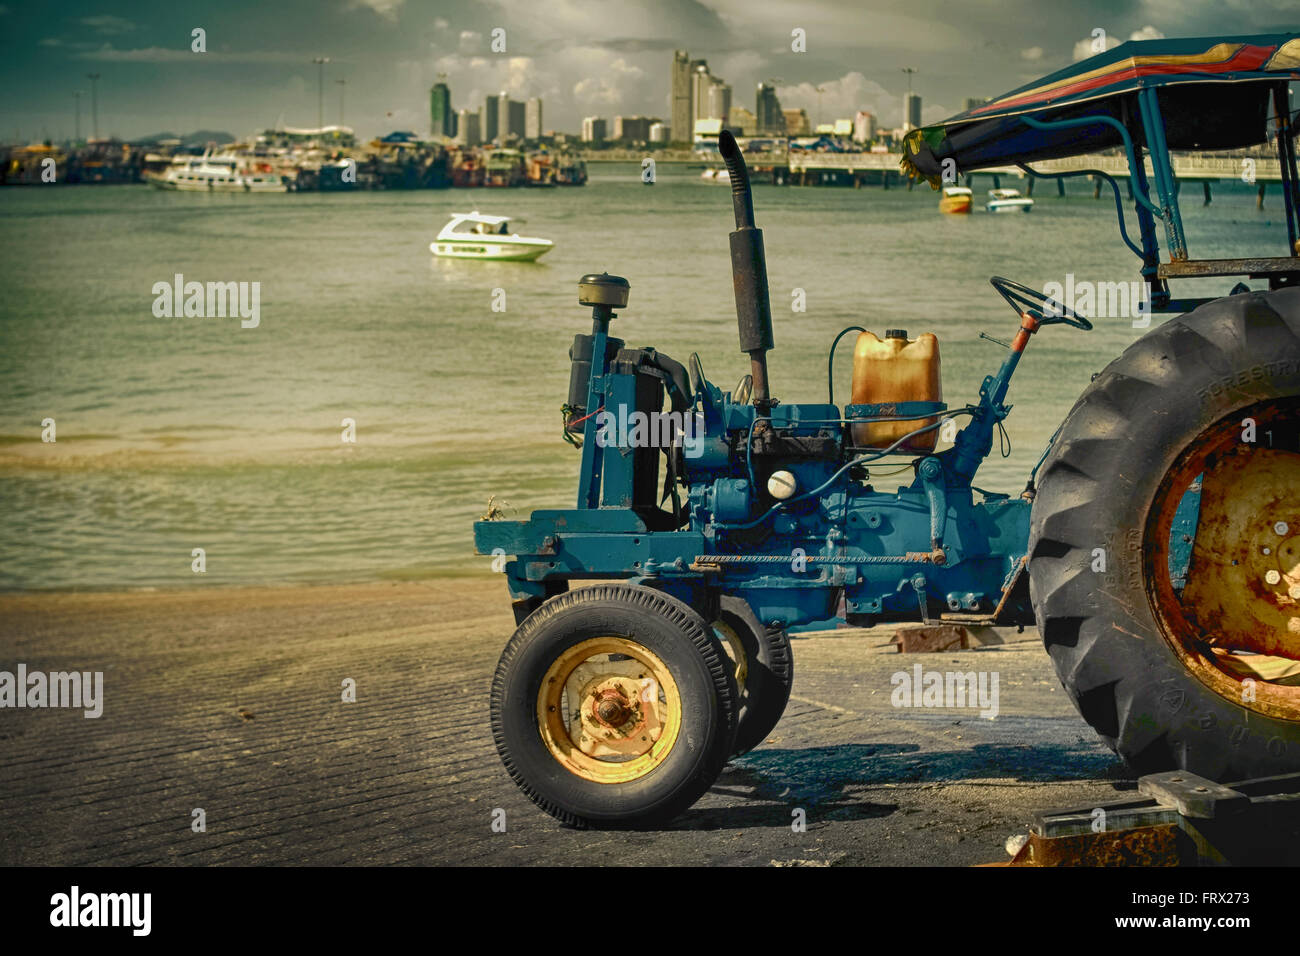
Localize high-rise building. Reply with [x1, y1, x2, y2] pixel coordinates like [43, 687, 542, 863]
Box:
[670, 50, 692, 143]
[729, 106, 757, 135]
[525, 97, 543, 140]
[430, 82, 452, 138]
[757, 83, 785, 134]
[495, 92, 512, 142]
[581, 116, 606, 142]
[481, 97, 499, 144]
[507, 98, 525, 139]
[707, 80, 731, 126]
[613, 115, 656, 142]
[455, 108, 480, 147]
[853, 110, 876, 143]
[649, 122, 668, 143]
[903, 92, 922, 131]
[691, 61, 712, 131]
[781, 108, 809, 136]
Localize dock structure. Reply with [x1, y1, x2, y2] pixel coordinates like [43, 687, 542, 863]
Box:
[773, 148, 1287, 204]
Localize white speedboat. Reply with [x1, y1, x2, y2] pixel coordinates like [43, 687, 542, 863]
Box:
[985, 188, 1034, 213]
[430, 212, 554, 262]
[145, 151, 287, 192]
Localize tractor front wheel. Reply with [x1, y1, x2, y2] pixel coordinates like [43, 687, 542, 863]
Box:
[490, 583, 737, 828]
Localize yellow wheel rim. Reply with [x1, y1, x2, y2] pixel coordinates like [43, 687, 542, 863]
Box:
[536, 637, 682, 784]
[712, 619, 748, 696]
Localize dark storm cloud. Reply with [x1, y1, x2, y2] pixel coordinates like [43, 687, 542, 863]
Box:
[0, 0, 1292, 142]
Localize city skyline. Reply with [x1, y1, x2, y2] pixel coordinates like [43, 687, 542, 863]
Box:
[2, 1, 1295, 143]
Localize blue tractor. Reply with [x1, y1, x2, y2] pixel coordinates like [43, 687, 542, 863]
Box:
[476, 34, 1300, 827]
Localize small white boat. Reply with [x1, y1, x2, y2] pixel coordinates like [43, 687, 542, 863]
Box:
[430, 211, 554, 262]
[145, 151, 287, 192]
[985, 188, 1034, 213]
[701, 168, 731, 183]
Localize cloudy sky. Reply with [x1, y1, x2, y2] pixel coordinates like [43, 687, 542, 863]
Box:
[1, 0, 1296, 142]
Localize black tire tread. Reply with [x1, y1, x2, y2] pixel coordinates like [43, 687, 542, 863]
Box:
[489, 582, 737, 828]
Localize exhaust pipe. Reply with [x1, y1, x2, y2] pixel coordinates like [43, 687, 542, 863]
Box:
[717, 130, 775, 410]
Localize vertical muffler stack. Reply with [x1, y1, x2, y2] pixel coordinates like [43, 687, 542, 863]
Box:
[717, 130, 775, 410]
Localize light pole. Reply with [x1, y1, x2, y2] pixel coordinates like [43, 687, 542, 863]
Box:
[73, 91, 82, 143]
[85, 73, 101, 140]
[815, 85, 825, 130]
[336, 78, 346, 127]
[312, 57, 330, 131]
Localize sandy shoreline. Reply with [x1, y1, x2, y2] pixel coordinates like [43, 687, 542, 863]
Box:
[0, 578, 1122, 865]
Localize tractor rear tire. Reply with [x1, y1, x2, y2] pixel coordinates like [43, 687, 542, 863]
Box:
[490, 582, 737, 828]
[1028, 288, 1300, 781]
[712, 597, 794, 756]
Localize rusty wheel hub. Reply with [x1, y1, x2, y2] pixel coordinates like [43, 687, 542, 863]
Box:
[1148, 397, 1300, 718]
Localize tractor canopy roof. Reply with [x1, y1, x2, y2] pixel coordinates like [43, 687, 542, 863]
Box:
[902, 34, 1300, 186]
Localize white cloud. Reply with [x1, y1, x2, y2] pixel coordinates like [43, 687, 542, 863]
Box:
[1129, 25, 1166, 41]
[79, 15, 135, 35]
[572, 57, 644, 109]
[458, 31, 482, 55]
[1021, 46, 1043, 62]
[346, 0, 404, 20]
[1072, 25, 1165, 61]
[777, 72, 902, 126]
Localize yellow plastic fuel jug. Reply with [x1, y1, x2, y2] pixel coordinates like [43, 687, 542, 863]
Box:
[849, 329, 942, 452]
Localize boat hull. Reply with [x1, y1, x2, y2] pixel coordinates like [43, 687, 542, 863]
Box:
[985, 199, 1033, 213]
[430, 238, 553, 262]
[939, 195, 972, 214]
[146, 174, 287, 193]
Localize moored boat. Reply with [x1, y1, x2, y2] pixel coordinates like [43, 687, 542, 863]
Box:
[145, 150, 287, 192]
[985, 187, 1034, 213]
[939, 185, 972, 214]
[555, 154, 587, 186]
[430, 211, 554, 261]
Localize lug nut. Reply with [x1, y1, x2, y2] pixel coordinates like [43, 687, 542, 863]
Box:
[1266, 570, 1282, 585]
[1276, 521, 1290, 536]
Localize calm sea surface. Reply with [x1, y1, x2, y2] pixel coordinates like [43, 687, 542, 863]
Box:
[0, 163, 1288, 589]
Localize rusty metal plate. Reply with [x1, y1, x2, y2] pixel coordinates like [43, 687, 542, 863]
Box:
[1005, 825, 1184, 866]
[893, 624, 970, 653]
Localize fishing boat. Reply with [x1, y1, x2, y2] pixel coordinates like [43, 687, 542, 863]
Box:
[145, 150, 287, 192]
[450, 151, 485, 188]
[555, 154, 587, 186]
[483, 148, 526, 187]
[985, 187, 1034, 213]
[430, 211, 554, 262]
[526, 152, 557, 187]
[938, 185, 973, 214]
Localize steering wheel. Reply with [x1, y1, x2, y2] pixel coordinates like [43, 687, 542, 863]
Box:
[989, 276, 1092, 330]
